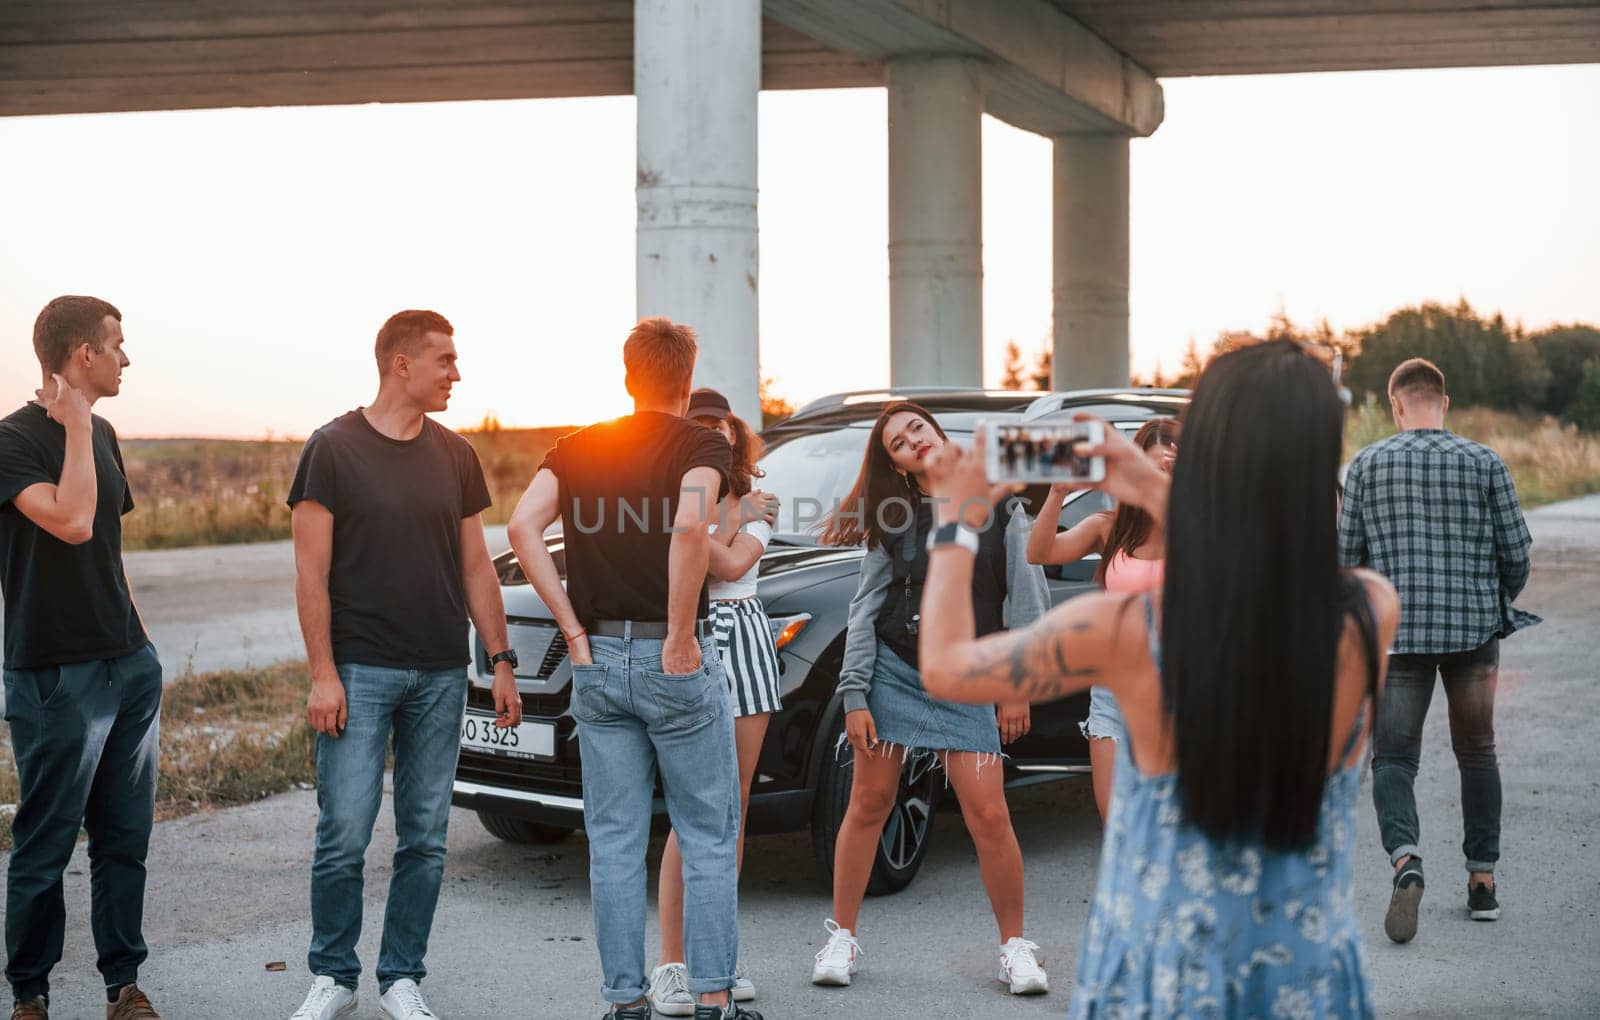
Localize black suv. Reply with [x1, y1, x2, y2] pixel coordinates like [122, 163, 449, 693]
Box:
[451, 387, 1189, 893]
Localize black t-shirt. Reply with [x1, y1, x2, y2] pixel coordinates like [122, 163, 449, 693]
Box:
[0, 402, 147, 670]
[540, 411, 732, 626]
[876, 500, 1008, 669]
[287, 410, 492, 670]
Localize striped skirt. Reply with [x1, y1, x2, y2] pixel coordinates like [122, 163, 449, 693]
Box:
[710, 597, 783, 717]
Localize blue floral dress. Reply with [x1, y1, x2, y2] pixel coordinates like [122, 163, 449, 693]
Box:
[1068, 596, 1377, 1019]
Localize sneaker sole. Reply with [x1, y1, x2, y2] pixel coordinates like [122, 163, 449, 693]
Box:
[733, 982, 756, 1003]
[1385, 884, 1423, 943]
[648, 997, 697, 1017]
[1469, 906, 1501, 921]
[811, 968, 854, 987]
[1001, 974, 1050, 996]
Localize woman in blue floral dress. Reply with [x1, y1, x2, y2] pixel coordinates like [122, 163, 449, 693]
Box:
[916, 340, 1402, 1018]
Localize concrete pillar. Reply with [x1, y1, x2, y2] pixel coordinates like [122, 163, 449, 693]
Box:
[635, 0, 761, 425]
[1052, 134, 1130, 389]
[888, 57, 984, 388]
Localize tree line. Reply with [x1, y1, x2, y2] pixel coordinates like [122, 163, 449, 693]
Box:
[998, 299, 1600, 431]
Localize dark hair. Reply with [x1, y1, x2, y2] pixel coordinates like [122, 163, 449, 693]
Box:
[820, 402, 948, 548]
[33, 296, 121, 372]
[624, 317, 697, 403]
[376, 310, 452, 372]
[1387, 357, 1446, 401]
[1093, 417, 1180, 585]
[694, 412, 765, 498]
[1161, 340, 1347, 851]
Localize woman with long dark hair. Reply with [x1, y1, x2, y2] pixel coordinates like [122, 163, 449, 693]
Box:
[648, 389, 782, 1017]
[1026, 417, 1179, 821]
[917, 341, 1399, 1016]
[809, 402, 1051, 997]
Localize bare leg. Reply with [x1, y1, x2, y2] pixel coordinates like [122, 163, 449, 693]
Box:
[1089, 737, 1117, 824]
[946, 752, 1025, 942]
[830, 749, 905, 933]
[659, 712, 771, 965]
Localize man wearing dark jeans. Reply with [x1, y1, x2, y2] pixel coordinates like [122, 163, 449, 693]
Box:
[286, 310, 522, 1020]
[1339, 356, 1539, 944]
[1, 296, 162, 1020]
[508, 317, 759, 1020]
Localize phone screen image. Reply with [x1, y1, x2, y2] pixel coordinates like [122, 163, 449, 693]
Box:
[985, 421, 1106, 485]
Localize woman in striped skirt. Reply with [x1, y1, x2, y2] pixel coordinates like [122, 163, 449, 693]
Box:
[649, 388, 783, 1017]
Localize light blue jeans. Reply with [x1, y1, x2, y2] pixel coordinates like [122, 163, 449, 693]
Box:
[573, 633, 740, 1003]
[307, 663, 466, 993]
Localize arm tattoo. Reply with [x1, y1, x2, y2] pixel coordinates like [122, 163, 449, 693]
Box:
[957, 616, 1099, 701]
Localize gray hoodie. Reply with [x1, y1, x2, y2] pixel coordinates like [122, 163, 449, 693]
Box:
[834, 502, 1050, 714]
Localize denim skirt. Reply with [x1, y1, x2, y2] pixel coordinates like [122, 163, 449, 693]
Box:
[867, 640, 1000, 755]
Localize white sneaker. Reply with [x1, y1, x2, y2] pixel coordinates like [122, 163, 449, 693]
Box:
[648, 963, 696, 1017]
[998, 937, 1049, 995]
[810, 919, 862, 986]
[290, 976, 357, 1020]
[379, 979, 439, 1019]
[733, 958, 755, 1002]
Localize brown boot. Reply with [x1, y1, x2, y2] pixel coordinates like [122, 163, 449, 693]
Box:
[105, 985, 160, 1020]
[10, 997, 48, 1020]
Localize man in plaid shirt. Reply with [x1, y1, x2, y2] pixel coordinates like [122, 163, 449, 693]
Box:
[1339, 357, 1539, 945]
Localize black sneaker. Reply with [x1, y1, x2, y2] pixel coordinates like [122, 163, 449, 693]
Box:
[1468, 879, 1501, 921]
[604, 1004, 652, 1020]
[692, 1005, 762, 1020]
[1385, 856, 1425, 943]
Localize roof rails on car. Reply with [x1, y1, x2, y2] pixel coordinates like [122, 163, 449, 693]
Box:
[1020, 388, 1190, 422]
[786, 386, 1045, 422]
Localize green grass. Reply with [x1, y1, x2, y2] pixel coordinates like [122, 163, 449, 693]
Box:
[0, 661, 317, 850]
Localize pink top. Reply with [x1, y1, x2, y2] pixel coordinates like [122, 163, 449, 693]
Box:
[1102, 549, 1164, 595]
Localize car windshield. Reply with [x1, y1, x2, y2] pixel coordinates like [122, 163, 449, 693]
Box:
[757, 425, 872, 542]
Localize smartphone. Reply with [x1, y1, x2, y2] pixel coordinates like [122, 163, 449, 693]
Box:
[985, 420, 1106, 485]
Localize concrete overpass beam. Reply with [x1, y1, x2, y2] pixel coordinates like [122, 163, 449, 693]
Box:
[1052, 134, 1129, 389]
[888, 56, 984, 388]
[635, 0, 762, 425]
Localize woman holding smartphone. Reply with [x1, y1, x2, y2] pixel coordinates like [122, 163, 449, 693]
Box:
[917, 341, 1397, 1017]
[648, 389, 782, 1017]
[808, 402, 1051, 997]
[1025, 417, 1179, 821]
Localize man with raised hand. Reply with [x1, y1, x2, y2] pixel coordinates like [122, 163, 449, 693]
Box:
[508, 317, 758, 1020]
[1340, 356, 1538, 944]
[286, 310, 521, 1020]
[1, 296, 163, 1020]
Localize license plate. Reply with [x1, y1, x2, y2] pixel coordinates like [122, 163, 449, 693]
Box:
[459, 711, 555, 760]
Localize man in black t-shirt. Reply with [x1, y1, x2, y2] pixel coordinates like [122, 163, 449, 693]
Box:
[507, 318, 754, 1020]
[0, 296, 165, 1020]
[285, 310, 522, 1020]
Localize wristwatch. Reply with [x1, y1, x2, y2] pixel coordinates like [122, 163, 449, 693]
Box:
[926, 521, 980, 554]
[487, 649, 519, 669]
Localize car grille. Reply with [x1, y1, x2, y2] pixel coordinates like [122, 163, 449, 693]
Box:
[535, 630, 568, 678]
[468, 681, 571, 718]
[456, 754, 584, 798]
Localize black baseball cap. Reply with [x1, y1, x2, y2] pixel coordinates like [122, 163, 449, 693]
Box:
[686, 387, 731, 421]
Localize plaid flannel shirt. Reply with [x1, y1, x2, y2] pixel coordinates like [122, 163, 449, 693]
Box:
[1338, 428, 1540, 655]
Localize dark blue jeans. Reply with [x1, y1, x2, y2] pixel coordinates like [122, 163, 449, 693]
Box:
[3, 643, 162, 1004]
[307, 663, 466, 994]
[1372, 639, 1501, 873]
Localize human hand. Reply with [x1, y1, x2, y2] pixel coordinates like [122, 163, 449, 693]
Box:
[924, 425, 1022, 528]
[491, 662, 523, 728]
[35, 374, 91, 433]
[306, 672, 347, 738]
[997, 702, 1031, 745]
[661, 634, 703, 675]
[845, 708, 880, 758]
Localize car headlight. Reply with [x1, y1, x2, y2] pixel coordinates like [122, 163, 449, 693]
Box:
[767, 612, 812, 651]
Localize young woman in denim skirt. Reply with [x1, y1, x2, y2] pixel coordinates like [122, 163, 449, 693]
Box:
[808, 401, 1051, 996]
[649, 389, 783, 1017]
[1026, 417, 1179, 821]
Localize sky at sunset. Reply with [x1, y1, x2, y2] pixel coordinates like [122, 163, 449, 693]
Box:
[1, 63, 1597, 438]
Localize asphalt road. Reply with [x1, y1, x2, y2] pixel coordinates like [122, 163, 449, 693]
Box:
[6, 501, 1600, 1018]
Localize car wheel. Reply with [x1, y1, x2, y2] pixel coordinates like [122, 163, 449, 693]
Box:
[810, 716, 941, 896]
[475, 810, 573, 845]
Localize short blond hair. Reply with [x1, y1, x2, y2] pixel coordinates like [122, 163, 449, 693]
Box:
[624, 317, 697, 401]
[1388, 357, 1446, 402]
